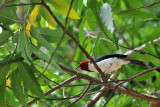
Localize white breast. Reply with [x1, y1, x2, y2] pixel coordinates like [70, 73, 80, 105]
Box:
[88, 57, 129, 73]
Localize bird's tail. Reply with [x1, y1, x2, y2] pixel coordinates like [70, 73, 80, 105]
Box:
[125, 59, 146, 66]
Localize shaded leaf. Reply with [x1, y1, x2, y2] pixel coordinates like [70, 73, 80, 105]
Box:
[11, 70, 27, 107]
[35, 27, 69, 43]
[0, 64, 10, 84]
[0, 9, 15, 24]
[17, 31, 32, 61]
[30, 26, 54, 50]
[50, 0, 80, 19]
[0, 80, 6, 107]
[18, 62, 45, 98]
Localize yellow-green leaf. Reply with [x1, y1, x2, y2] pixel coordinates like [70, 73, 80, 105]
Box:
[26, 5, 41, 37]
[51, 0, 80, 19]
[44, 8, 56, 30]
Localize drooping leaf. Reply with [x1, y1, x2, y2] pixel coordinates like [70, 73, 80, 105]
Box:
[26, 5, 41, 37]
[100, 3, 114, 33]
[30, 26, 54, 50]
[0, 80, 6, 107]
[17, 31, 32, 61]
[50, 0, 80, 19]
[5, 89, 18, 106]
[11, 70, 27, 107]
[18, 62, 45, 98]
[0, 31, 13, 45]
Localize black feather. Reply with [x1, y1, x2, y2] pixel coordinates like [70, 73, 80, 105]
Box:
[93, 54, 127, 63]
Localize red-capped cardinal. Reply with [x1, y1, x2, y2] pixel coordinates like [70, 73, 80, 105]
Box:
[76, 54, 145, 73]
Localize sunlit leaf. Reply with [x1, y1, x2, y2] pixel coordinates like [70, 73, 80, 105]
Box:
[26, 5, 41, 37]
[44, 8, 56, 30]
[100, 3, 114, 33]
[50, 0, 80, 19]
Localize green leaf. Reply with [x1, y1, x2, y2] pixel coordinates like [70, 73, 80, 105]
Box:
[0, 9, 15, 24]
[127, 27, 142, 40]
[34, 27, 69, 43]
[143, 28, 160, 44]
[120, 10, 157, 19]
[85, 9, 96, 31]
[50, 0, 80, 19]
[17, 31, 32, 61]
[18, 62, 45, 98]
[11, 70, 27, 107]
[100, 3, 114, 33]
[0, 64, 10, 84]
[74, 21, 85, 68]
[30, 26, 54, 50]
[0, 80, 6, 107]
[0, 31, 12, 45]
[31, 45, 55, 64]
[5, 89, 18, 106]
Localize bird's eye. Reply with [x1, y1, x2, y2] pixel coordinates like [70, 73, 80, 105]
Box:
[81, 64, 84, 67]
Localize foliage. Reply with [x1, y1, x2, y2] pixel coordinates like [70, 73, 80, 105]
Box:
[0, 0, 160, 107]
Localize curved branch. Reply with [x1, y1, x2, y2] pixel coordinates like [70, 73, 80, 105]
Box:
[58, 64, 160, 103]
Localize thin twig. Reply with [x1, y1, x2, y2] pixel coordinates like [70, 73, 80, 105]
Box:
[67, 82, 92, 107]
[117, 1, 160, 14]
[5, 3, 42, 7]
[25, 76, 78, 106]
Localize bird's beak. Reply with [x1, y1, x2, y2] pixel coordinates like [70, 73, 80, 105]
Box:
[76, 66, 81, 70]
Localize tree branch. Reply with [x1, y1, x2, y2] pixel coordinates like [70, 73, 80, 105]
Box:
[117, 1, 160, 14]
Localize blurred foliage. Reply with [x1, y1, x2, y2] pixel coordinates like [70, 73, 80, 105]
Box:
[0, 0, 160, 107]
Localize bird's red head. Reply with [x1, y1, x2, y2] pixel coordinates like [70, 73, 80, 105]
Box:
[76, 61, 89, 71]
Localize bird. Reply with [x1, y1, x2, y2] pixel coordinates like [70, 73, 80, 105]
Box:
[76, 54, 145, 74]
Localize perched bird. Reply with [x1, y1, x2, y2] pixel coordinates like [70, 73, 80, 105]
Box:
[76, 54, 145, 73]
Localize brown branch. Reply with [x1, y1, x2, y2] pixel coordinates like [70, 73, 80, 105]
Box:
[25, 76, 78, 106]
[4, 3, 42, 7]
[41, 0, 106, 82]
[117, 1, 160, 14]
[40, 0, 74, 79]
[58, 64, 160, 103]
[67, 82, 92, 107]
[85, 86, 109, 107]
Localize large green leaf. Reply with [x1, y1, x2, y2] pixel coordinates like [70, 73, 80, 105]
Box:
[18, 62, 45, 98]
[0, 80, 6, 107]
[0, 31, 12, 45]
[11, 70, 27, 107]
[30, 26, 54, 50]
[17, 31, 32, 61]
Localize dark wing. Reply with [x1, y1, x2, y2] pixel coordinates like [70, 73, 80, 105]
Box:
[93, 54, 127, 63]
